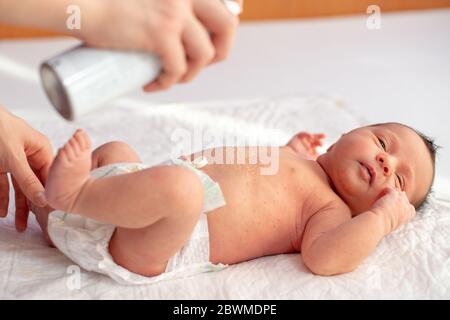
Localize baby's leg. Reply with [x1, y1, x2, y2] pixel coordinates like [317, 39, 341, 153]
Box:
[32, 141, 140, 245]
[91, 141, 142, 169]
[45, 130, 204, 276]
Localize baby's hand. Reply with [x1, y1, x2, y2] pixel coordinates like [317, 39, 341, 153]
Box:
[370, 187, 416, 235]
[287, 132, 326, 160]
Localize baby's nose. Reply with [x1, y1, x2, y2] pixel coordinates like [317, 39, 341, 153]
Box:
[376, 154, 392, 176]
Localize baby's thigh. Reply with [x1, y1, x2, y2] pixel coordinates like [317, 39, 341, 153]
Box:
[109, 184, 204, 277]
[91, 141, 141, 169]
[108, 165, 205, 276]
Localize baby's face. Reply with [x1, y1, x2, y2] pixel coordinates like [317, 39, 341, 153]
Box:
[317, 123, 434, 214]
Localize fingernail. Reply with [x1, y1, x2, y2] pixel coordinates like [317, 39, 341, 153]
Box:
[36, 192, 47, 207]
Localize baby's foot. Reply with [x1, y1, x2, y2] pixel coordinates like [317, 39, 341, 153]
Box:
[45, 129, 93, 213]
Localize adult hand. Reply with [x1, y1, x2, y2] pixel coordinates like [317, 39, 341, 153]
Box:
[1, 0, 242, 91]
[80, 0, 241, 92]
[28, 200, 54, 246]
[192, 0, 242, 63]
[0, 106, 53, 232]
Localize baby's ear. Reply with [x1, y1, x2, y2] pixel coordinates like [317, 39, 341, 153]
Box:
[326, 144, 335, 152]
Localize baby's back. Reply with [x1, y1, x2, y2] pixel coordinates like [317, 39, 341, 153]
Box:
[196, 146, 334, 265]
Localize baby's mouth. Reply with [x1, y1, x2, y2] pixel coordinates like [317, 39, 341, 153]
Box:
[359, 161, 374, 185]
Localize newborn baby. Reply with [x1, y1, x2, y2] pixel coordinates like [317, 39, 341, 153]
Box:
[32, 122, 436, 284]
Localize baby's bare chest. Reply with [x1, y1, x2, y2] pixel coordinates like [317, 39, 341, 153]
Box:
[202, 150, 332, 264]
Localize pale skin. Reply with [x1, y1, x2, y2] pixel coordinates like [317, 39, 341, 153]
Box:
[0, 106, 53, 232]
[32, 123, 434, 277]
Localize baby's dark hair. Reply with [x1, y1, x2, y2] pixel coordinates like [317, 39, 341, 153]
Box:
[413, 128, 438, 211]
[372, 122, 439, 211]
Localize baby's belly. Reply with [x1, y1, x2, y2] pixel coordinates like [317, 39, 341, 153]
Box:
[201, 162, 302, 265]
[206, 208, 297, 265]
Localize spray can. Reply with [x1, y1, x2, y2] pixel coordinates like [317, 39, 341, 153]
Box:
[40, 0, 241, 121]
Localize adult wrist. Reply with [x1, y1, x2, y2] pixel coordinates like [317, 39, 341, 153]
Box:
[50, 0, 101, 41]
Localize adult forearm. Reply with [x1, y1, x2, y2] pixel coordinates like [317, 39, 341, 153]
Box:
[0, 0, 95, 38]
[303, 211, 387, 276]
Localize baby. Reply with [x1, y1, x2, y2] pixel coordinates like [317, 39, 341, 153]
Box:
[31, 122, 436, 284]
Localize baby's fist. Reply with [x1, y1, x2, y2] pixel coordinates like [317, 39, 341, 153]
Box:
[371, 187, 416, 235]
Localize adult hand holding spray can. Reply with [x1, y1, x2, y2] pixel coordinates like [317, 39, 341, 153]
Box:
[40, 0, 242, 121]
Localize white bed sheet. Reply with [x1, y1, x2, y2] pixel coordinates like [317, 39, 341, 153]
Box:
[0, 95, 449, 299]
[1, 9, 450, 299]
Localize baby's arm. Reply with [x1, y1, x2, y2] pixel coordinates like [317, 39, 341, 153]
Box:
[301, 188, 416, 276]
[286, 132, 325, 160]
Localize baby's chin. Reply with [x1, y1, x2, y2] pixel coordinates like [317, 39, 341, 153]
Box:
[332, 177, 375, 214]
[319, 154, 375, 213]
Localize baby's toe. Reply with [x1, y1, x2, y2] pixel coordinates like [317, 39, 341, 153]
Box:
[68, 138, 81, 155]
[63, 143, 76, 161]
[75, 130, 91, 150]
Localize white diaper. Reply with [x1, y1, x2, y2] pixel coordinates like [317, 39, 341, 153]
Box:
[47, 158, 228, 285]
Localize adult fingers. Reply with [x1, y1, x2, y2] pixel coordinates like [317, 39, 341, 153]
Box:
[193, 0, 239, 63]
[10, 153, 47, 208]
[235, 0, 245, 7]
[143, 35, 187, 92]
[21, 124, 54, 184]
[0, 173, 9, 218]
[26, 136, 54, 185]
[180, 15, 215, 83]
[12, 177, 29, 232]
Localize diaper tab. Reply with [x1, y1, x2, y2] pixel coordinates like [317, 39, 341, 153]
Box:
[191, 156, 208, 169]
[172, 157, 226, 214]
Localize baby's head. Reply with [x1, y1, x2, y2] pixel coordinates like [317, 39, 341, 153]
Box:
[317, 123, 437, 215]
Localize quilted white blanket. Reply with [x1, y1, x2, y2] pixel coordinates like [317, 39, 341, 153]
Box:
[0, 95, 449, 299]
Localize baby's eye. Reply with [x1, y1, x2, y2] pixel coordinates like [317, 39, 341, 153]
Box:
[378, 138, 386, 151]
[396, 174, 403, 189]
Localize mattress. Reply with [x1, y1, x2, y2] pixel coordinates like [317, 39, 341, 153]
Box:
[0, 95, 449, 299]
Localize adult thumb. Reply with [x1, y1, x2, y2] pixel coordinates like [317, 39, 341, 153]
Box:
[11, 159, 47, 207]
